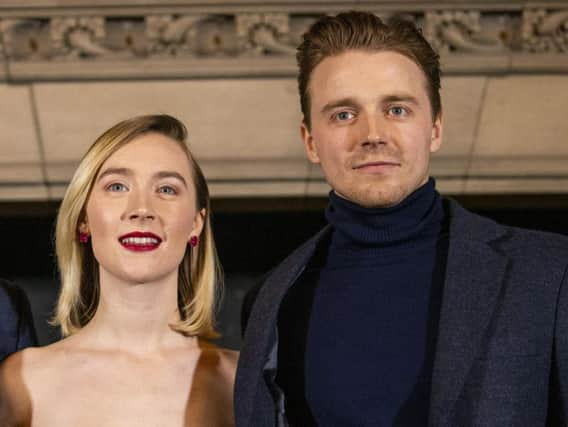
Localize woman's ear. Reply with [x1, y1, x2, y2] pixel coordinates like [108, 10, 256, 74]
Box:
[78, 221, 89, 234]
[189, 208, 205, 242]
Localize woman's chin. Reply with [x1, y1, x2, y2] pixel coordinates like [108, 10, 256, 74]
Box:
[110, 268, 176, 286]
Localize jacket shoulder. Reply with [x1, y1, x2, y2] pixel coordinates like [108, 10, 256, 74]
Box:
[447, 198, 568, 260]
[0, 280, 38, 360]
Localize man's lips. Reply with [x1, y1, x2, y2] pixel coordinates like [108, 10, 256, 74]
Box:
[118, 231, 162, 251]
[353, 161, 401, 171]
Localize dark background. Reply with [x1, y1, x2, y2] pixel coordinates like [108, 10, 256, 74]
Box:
[2, 195, 568, 350]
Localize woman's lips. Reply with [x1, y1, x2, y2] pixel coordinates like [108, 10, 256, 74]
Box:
[118, 231, 162, 252]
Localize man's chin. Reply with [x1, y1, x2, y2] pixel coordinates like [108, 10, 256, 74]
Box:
[334, 187, 407, 209]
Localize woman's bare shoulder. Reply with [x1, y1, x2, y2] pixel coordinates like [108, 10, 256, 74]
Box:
[0, 344, 59, 390]
[0, 348, 40, 426]
[0, 336, 86, 423]
[12, 338, 74, 375]
[197, 340, 239, 376]
[184, 341, 238, 426]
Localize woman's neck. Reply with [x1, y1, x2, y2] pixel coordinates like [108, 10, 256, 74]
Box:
[78, 269, 196, 355]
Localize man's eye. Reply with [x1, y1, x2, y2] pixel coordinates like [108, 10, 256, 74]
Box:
[388, 106, 407, 116]
[334, 111, 355, 121]
[158, 185, 177, 195]
[107, 183, 127, 192]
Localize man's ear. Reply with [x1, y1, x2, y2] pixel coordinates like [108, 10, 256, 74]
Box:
[301, 121, 321, 164]
[430, 113, 443, 153]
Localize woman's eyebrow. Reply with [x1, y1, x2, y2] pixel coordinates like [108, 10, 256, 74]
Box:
[96, 168, 188, 188]
[154, 171, 188, 188]
[97, 167, 131, 182]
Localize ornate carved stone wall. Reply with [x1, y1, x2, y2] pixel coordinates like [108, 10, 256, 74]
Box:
[1, 1, 567, 79]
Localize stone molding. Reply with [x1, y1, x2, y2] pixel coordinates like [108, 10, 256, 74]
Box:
[1, 1, 567, 80]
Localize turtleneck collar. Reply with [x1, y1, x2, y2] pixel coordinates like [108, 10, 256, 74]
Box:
[325, 178, 444, 252]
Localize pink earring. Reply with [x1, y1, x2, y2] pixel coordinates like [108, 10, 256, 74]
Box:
[189, 236, 199, 247]
[79, 232, 90, 244]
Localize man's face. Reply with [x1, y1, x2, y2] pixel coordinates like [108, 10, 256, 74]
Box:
[302, 50, 442, 208]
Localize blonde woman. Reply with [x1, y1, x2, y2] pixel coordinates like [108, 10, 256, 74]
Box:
[0, 115, 237, 426]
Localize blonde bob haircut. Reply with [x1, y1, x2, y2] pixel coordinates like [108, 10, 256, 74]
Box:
[54, 114, 221, 338]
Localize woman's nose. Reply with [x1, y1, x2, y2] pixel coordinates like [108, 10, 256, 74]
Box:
[124, 191, 156, 221]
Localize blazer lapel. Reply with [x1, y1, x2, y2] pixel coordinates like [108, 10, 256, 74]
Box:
[429, 201, 509, 426]
[235, 226, 331, 426]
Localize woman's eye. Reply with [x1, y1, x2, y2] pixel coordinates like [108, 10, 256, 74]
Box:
[107, 183, 127, 192]
[158, 185, 177, 195]
[334, 111, 355, 121]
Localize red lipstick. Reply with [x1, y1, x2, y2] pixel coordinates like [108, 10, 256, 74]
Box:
[118, 231, 162, 252]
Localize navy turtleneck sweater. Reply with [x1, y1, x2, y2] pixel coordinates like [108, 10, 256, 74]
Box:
[276, 179, 449, 426]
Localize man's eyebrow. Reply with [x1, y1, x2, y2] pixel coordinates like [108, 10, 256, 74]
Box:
[97, 167, 132, 182]
[320, 97, 361, 115]
[381, 94, 420, 105]
[320, 94, 420, 115]
[155, 171, 188, 187]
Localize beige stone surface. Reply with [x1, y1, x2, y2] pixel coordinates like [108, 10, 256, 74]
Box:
[471, 75, 568, 175]
[47, 162, 78, 183]
[435, 178, 465, 195]
[467, 157, 568, 176]
[434, 76, 487, 176]
[465, 178, 568, 194]
[439, 77, 487, 156]
[47, 183, 67, 200]
[0, 184, 48, 201]
[0, 84, 43, 183]
[34, 79, 304, 178]
[201, 159, 308, 180]
[305, 180, 331, 197]
[209, 181, 306, 197]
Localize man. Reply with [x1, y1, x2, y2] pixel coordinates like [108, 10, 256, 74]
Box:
[0, 280, 37, 361]
[236, 11, 568, 427]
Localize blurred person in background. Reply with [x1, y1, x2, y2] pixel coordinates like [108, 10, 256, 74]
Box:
[0, 280, 37, 361]
[0, 114, 236, 426]
[237, 11, 568, 427]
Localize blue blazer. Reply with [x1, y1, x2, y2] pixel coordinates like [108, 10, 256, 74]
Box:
[0, 280, 37, 361]
[235, 200, 568, 426]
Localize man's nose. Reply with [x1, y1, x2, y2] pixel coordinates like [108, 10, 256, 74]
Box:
[361, 113, 387, 147]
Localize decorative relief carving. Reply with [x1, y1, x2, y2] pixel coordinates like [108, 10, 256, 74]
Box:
[192, 16, 239, 56]
[0, 5, 566, 78]
[424, 11, 506, 53]
[50, 17, 108, 58]
[146, 14, 236, 56]
[1, 18, 51, 60]
[236, 13, 296, 55]
[144, 13, 301, 57]
[104, 18, 147, 56]
[523, 9, 568, 52]
[0, 12, 310, 62]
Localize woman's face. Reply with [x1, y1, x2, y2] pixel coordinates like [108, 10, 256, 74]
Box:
[82, 132, 204, 285]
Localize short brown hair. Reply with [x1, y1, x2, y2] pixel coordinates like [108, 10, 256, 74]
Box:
[55, 114, 221, 338]
[297, 11, 441, 129]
